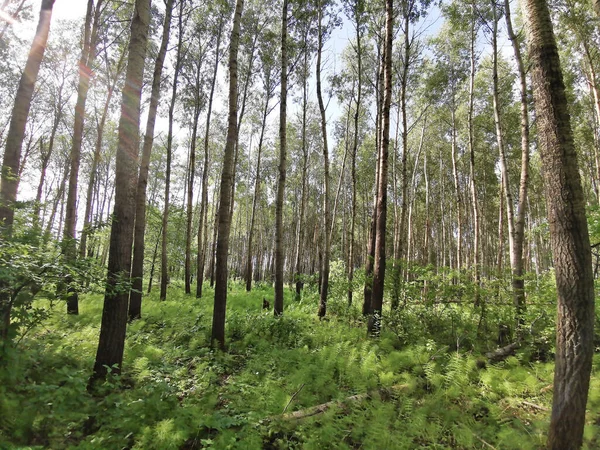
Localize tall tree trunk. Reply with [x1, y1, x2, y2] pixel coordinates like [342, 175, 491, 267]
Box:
[129, 0, 173, 319]
[348, 5, 362, 307]
[90, 0, 150, 383]
[0, 0, 55, 343]
[392, 8, 411, 309]
[467, 1, 480, 305]
[368, 0, 393, 336]
[274, 0, 288, 316]
[294, 44, 310, 299]
[0, 0, 55, 233]
[160, 1, 184, 302]
[524, 1, 595, 447]
[316, 0, 331, 318]
[147, 223, 162, 294]
[63, 0, 102, 316]
[185, 56, 204, 295]
[363, 36, 384, 316]
[504, 0, 529, 332]
[80, 51, 125, 258]
[197, 22, 223, 298]
[246, 88, 271, 292]
[212, 0, 244, 347]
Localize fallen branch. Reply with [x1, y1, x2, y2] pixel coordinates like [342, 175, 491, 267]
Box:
[485, 341, 520, 362]
[282, 383, 305, 414]
[521, 400, 549, 412]
[278, 384, 409, 422]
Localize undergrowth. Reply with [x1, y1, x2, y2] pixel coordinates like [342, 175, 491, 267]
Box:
[1, 276, 599, 449]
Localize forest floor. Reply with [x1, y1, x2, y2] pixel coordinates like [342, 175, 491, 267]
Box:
[1, 279, 599, 449]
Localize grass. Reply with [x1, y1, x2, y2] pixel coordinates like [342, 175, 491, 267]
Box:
[1, 279, 599, 449]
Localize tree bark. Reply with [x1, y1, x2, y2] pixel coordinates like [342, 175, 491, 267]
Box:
[90, 0, 150, 383]
[0, 0, 55, 343]
[129, 0, 173, 319]
[467, 1, 480, 305]
[503, 0, 530, 332]
[0, 0, 55, 234]
[523, 0, 595, 447]
[368, 0, 393, 337]
[274, 0, 288, 316]
[197, 21, 223, 298]
[211, 0, 244, 348]
[63, 0, 102, 315]
[316, 0, 331, 318]
[246, 85, 272, 292]
[160, 1, 184, 302]
[348, 3, 362, 307]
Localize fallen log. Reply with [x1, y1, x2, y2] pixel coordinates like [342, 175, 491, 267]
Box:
[485, 341, 521, 362]
[277, 384, 409, 422]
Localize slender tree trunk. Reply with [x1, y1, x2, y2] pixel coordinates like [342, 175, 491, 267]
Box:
[0, 0, 55, 233]
[212, 0, 244, 347]
[467, 1, 480, 304]
[160, 2, 184, 302]
[45, 162, 69, 240]
[294, 45, 310, 299]
[505, 0, 530, 331]
[368, 0, 393, 336]
[363, 37, 384, 317]
[64, 0, 102, 315]
[274, 0, 288, 316]
[0, 0, 55, 343]
[147, 223, 162, 294]
[392, 9, 411, 309]
[523, 0, 595, 447]
[185, 57, 204, 295]
[348, 8, 362, 307]
[90, 0, 150, 383]
[316, 1, 331, 318]
[246, 90, 270, 292]
[197, 22, 222, 298]
[129, 0, 173, 319]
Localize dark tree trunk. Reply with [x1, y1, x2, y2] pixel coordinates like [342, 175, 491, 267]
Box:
[245, 87, 270, 292]
[211, 0, 244, 348]
[368, 0, 393, 337]
[524, 0, 595, 447]
[160, 1, 184, 302]
[90, 0, 150, 383]
[274, 0, 288, 316]
[63, 0, 102, 316]
[129, 0, 173, 319]
[316, 0, 331, 318]
[0, 0, 55, 343]
[504, 0, 529, 333]
[197, 21, 223, 298]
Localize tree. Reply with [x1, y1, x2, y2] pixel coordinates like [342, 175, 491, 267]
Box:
[129, 0, 174, 320]
[63, 0, 104, 316]
[368, 0, 393, 336]
[212, 0, 244, 347]
[274, 0, 288, 316]
[90, 0, 151, 382]
[315, 0, 333, 318]
[504, 0, 530, 332]
[523, 0, 595, 447]
[0, 0, 55, 343]
[160, 0, 185, 302]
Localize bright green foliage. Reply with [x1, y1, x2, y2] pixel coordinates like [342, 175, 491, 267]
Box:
[1, 279, 599, 449]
